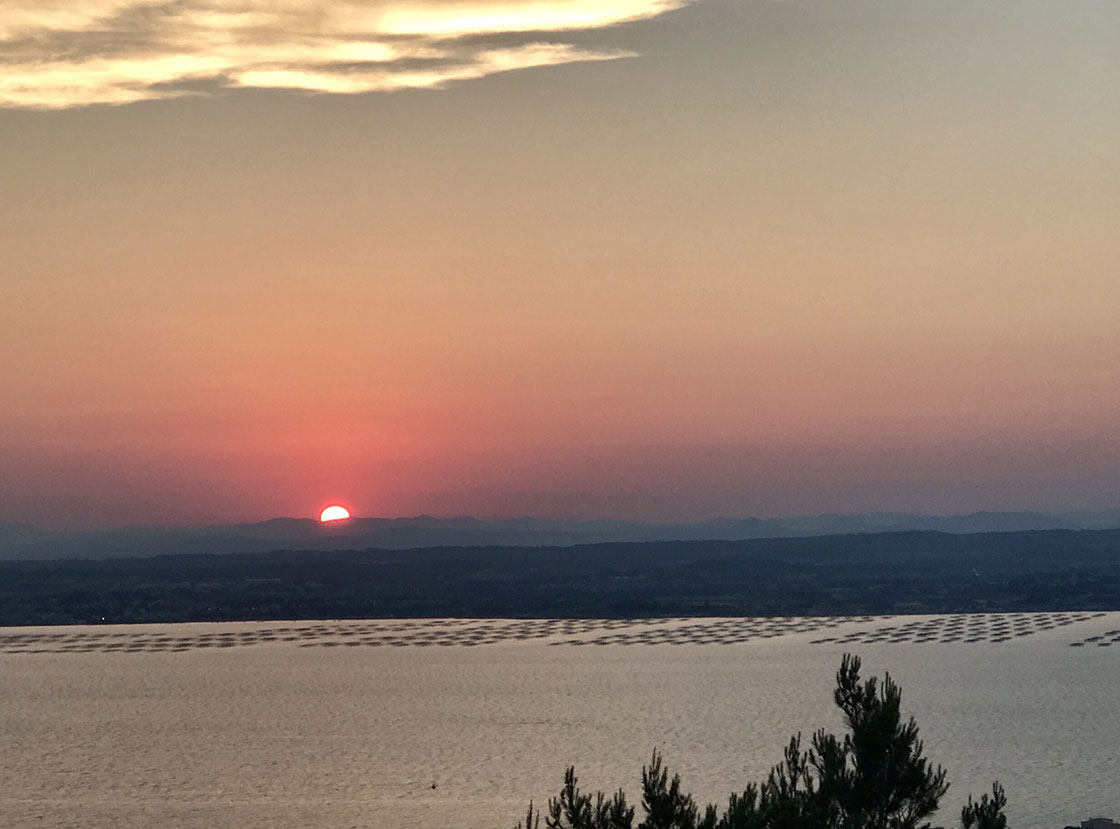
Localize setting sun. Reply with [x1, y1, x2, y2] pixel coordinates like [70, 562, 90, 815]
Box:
[319, 505, 351, 523]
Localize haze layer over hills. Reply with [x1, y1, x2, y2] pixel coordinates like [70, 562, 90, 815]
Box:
[3, 510, 1119, 561]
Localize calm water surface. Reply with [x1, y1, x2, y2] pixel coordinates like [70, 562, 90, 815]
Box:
[1, 614, 1117, 829]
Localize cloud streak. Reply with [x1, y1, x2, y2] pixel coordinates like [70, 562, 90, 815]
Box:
[0, 0, 689, 109]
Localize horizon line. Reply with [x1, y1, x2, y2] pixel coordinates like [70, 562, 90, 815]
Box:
[5, 506, 1119, 535]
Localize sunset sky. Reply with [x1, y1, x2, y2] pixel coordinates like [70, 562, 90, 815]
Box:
[2, 0, 1118, 529]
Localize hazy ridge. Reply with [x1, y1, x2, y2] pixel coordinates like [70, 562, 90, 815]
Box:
[3, 510, 1119, 561]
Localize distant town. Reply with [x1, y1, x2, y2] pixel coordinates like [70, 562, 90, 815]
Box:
[2, 527, 1118, 626]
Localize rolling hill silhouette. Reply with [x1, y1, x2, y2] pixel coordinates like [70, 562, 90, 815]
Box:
[2, 510, 1118, 561]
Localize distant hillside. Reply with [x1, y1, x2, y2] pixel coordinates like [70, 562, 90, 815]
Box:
[2, 528, 1119, 626]
[2, 510, 1118, 561]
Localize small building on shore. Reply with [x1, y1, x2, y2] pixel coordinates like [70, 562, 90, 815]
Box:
[1081, 819, 1119, 829]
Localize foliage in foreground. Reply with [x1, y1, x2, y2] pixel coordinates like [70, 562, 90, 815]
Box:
[517, 655, 1008, 829]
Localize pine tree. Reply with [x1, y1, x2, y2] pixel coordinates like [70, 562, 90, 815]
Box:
[517, 654, 1007, 829]
[960, 783, 1008, 829]
[809, 654, 949, 829]
[521, 766, 635, 829]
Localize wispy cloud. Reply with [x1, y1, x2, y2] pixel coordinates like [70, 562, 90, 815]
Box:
[0, 0, 690, 109]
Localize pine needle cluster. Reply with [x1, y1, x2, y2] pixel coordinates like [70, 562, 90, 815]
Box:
[517, 655, 1008, 829]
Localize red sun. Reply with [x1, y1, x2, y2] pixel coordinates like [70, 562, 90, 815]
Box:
[319, 505, 351, 523]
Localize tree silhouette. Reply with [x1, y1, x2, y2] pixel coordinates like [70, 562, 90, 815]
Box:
[517, 655, 1006, 829]
[812, 654, 949, 829]
[960, 784, 1008, 829]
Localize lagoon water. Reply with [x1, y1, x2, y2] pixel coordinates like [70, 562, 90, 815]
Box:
[2, 613, 1118, 829]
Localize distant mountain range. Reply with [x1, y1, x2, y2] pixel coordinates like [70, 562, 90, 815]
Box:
[2, 510, 1119, 561]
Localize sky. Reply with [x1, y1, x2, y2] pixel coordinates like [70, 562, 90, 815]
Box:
[2, 0, 1118, 529]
